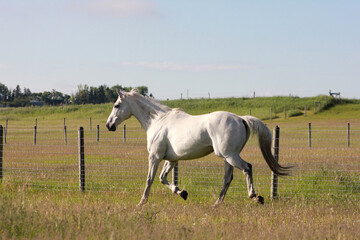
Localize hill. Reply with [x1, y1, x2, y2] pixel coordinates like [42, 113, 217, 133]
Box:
[164, 95, 359, 120]
[0, 95, 359, 128]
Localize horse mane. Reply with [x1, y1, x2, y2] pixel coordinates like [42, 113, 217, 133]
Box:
[129, 89, 172, 113]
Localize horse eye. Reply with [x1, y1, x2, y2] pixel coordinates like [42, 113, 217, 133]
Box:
[114, 104, 120, 108]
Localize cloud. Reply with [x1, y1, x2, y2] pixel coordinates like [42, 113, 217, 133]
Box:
[70, 0, 159, 18]
[120, 61, 252, 72]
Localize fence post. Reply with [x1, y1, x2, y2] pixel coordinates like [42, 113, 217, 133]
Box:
[308, 123, 312, 148]
[347, 122, 350, 148]
[0, 125, 3, 182]
[172, 162, 179, 186]
[284, 107, 287, 119]
[64, 126, 67, 145]
[90, 117, 92, 131]
[97, 125, 100, 142]
[271, 126, 280, 199]
[123, 124, 126, 143]
[34, 125, 37, 145]
[63, 118, 67, 144]
[270, 108, 272, 121]
[78, 127, 85, 192]
[4, 119, 7, 144]
[304, 105, 307, 117]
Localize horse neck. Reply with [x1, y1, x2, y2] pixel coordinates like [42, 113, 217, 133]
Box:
[127, 95, 170, 130]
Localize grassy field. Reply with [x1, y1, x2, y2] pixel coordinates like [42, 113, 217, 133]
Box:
[1, 96, 360, 239]
[1, 184, 360, 240]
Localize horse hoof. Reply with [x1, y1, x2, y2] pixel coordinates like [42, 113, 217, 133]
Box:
[136, 198, 148, 207]
[252, 195, 264, 204]
[180, 190, 188, 200]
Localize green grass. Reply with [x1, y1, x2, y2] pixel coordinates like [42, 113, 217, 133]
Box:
[0, 95, 347, 119]
[162, 95, 355, 118]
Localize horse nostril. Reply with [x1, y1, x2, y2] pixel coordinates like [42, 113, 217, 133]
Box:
[106, 123, 116, 131]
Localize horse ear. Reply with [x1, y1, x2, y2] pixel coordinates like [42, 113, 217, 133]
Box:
[131, 88, 139, 94]
[116, 89, 125, 98]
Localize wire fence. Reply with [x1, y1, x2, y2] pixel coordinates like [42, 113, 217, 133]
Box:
[1, 122, 360, 201]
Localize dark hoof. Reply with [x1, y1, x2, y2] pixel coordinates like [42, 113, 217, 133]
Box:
[180, 190, 188, 200]
[252, 195, 264, 204]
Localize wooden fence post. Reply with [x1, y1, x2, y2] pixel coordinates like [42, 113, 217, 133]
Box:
[271, 126, 280, 199]
[63, 118, 67, 144]
[123, 124, 126, 143]
[0, 125, 3, 182]
[97, 125, 100, 142]
[78, 127, 85, 192]
[308, 123, 312, 148]
[347, 122, 350, 148]
[172, 162, 179, 186]
[34, 125, 37, 145]
[90, 117, 92, 131]
[64, 125, 67, 145]
[4, 119, 7, 144]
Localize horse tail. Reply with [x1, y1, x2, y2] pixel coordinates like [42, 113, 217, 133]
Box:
[242, 116, 292, 176]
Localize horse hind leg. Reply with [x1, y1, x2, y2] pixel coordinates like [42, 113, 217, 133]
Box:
[214, 160, 234, 207]
[159, 161, 188, 200]
[225, 155, 264, 204]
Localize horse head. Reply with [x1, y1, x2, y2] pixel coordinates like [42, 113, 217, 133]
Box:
[106, 89, 132, 131]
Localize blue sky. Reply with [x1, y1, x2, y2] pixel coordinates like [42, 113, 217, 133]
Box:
[0, 0, 359, 99]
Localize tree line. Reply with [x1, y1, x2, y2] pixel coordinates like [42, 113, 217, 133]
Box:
[0, 82, 150, 107]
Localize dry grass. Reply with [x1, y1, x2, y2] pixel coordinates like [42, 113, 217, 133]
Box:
[1, 183, 360, 240]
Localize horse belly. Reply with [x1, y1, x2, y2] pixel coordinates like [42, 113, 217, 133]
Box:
[164, 145, 214, 161]
[164, 126, 214, 161]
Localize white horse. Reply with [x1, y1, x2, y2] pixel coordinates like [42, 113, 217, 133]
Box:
[106, 89, 291, 206]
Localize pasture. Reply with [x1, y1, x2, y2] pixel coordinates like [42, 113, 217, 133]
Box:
[1, 96, 360, 239]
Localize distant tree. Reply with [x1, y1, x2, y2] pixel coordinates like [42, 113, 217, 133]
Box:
[14, 85, 22, 99]
[41, 91, 52, 105]
[0, 82, 72, 106]
[89, 86, 98, 104]
[0, 82, 150, 106]
[73, 84, 90, 104]
[23, 87, 32, 98]
[103, 86, 114, 102]
[0, 82, 9, 101]
[137, 86, 149, 96]
[51, 89, 67, 105]
[97, 85, 106, 103]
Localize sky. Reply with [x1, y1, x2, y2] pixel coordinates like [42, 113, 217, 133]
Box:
[0, 0, 359, 100]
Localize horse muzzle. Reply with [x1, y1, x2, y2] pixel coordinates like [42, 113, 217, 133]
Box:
[106, 122, 117, 131]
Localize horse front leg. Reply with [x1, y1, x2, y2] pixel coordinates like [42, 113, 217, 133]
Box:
[159, 161, 188, 200]
[137, 155, 161, 207]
